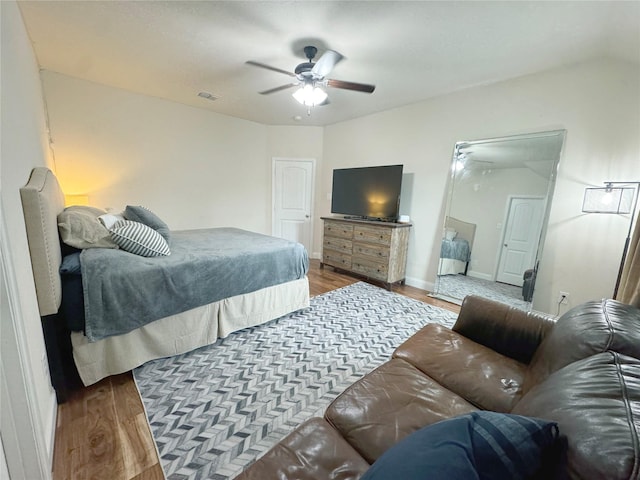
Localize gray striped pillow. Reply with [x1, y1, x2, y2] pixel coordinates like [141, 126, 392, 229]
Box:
[109, 220, 171, 257]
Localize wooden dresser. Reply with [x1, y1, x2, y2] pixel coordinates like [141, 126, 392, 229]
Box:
[321, 217, 411, 289]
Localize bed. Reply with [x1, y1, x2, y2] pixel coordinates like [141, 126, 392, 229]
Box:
[438, 216, 476, 276]
[20, 167, 310, 401]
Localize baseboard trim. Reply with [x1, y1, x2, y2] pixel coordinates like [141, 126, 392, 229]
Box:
[467, 271, 493, 281]
[404, 276, 434, 292]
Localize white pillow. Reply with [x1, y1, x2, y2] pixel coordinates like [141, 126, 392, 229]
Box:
[98, 212, 126, 230]
[109, 220, 171, 257]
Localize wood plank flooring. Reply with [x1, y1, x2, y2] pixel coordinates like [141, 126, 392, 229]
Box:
[52, 259, 459, 480]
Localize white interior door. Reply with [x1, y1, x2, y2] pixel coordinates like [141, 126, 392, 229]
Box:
[496, 197, 545, 286]
[272, 158, 314, 253]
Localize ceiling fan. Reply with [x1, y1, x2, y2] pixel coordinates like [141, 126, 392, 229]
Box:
[246, 46, 375, 108]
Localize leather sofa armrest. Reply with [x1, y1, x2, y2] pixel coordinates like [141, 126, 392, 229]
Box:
[453, 295, 556, 364]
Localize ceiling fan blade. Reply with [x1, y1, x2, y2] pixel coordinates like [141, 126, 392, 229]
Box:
[312, 50, 344, 77]
[258, 83, 299, 95]
[327, 78, 376, 93]
[246, 60, 296, 78]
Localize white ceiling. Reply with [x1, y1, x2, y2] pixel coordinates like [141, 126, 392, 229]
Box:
[18, 1, 640, 127]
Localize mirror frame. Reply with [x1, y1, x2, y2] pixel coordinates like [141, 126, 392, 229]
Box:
[433, 129, 566, 310]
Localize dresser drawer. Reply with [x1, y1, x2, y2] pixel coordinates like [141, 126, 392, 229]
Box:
[353, 242, 389, 260]
[323, 237, 352, 254]
[352, 257, 388, 281]
[323, 250, 352, 270]
[324, 222, 354, 240]
[354, 225, 391, 245]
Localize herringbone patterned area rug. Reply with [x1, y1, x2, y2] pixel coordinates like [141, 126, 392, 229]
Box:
[133, 282, 457, 479]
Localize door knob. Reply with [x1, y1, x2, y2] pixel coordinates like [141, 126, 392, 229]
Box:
[305, 215, 310, 218]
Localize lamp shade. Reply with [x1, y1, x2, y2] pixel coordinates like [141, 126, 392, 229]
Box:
[582, 186, 634, 214]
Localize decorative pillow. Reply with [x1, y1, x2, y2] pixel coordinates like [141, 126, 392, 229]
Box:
[124, 205, 171, 244]
[360, 411, 560, 480]
[58, 206, 119, 249]
[109, 220, 171, 257]
[98, 212, 126, 230]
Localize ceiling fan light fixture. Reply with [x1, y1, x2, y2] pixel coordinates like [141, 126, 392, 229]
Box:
[292, 83, 327, 106]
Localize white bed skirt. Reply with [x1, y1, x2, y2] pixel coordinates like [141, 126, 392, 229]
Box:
[72, 277, 310, 385]
[438, 258, 467, 275]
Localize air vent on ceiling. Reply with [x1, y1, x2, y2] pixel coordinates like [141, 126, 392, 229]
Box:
[197, 91, 219, 101]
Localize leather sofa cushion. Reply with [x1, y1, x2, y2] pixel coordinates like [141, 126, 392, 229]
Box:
[453, 295, 555, 364]
[324, 358, 477, 464]
[513, 352, 640, 480]
[394, 323, 528, 412]
[524, 299, 640, 393]
[234, 417, 370, 480]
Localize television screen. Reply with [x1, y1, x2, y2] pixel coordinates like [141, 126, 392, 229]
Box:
[331, 165, 403, 220]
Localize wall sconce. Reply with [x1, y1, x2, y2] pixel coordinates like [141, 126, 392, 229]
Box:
[582, 181, 640, 297]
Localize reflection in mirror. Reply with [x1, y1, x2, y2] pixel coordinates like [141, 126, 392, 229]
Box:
[432, 130, 565, 311]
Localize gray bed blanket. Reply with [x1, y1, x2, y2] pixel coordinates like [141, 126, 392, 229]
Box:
[80, 228, 308, 342]
[440, 237, 471, 262]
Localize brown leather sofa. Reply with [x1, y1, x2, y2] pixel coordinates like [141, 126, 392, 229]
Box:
[236, 296, 640, 480]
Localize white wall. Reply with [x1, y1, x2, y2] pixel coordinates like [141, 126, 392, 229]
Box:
[323, 58, 640, 314]
[1, 1, 57, 477]
[41, 72, 270, 231]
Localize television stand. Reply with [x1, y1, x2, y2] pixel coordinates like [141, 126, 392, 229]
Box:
[320, 217, 412, 290]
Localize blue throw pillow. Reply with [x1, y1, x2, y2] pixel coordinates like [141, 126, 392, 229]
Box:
[124, 205, 171, 244]
[360, 411, 559, 480]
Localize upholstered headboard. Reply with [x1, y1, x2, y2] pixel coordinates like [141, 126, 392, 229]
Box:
[445, 216, 477, 251]
[20, 167, 65, 317]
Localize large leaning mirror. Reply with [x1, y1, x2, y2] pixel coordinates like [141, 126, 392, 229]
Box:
[432, 129, 565, 311]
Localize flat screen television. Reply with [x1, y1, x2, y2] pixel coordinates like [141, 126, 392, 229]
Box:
[331, 164, 403, 221]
